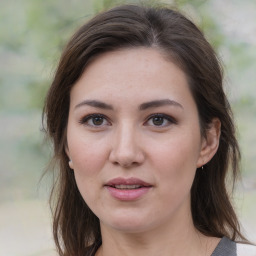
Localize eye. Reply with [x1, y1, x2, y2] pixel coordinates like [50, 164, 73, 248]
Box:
[145, 114, 177, 127]
[79, 114, 110, 127]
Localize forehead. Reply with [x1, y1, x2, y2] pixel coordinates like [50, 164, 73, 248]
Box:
[70, 47, 195, 110]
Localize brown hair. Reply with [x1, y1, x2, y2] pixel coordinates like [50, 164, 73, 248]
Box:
[43, 4, 246, 256]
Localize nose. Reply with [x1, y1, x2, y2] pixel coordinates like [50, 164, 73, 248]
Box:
[109, 123, 145, 168]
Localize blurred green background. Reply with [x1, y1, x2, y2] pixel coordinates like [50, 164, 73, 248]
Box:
[0, 0, 255, 255]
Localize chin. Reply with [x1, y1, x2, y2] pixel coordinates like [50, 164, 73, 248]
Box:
[100, 211, 158, 234]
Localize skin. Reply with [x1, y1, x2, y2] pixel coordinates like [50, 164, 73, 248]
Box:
[66, 48, 221, 256]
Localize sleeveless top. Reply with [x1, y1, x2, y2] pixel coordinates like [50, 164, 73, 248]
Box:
[211, 236, 256, 256]
[211, 236, 236, 256]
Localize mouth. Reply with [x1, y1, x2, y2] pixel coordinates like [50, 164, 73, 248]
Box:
[107, 184, 147, 190]
[106, 184, 150, 190]
[105, 177, 152, 189]
[104, 177, 152, 200]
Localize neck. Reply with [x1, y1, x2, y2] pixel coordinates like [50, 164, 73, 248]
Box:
[96, 213, 220, 256]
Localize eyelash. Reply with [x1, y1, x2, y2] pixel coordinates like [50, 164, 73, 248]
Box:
[78, 113, 177, 128]
[145, 113, 177, 127]
[79, 114, 110, 127]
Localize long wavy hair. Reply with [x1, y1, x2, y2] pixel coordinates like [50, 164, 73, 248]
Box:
[43, 4, 247, 256]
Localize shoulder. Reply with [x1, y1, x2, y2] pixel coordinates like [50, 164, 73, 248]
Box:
[211, 236, 236, 256]
[237, 243, 256, 256]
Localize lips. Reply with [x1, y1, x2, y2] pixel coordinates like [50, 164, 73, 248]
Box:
[104, 177, 152, 201]
[113, 184, 141, 189]
[105, 177, 152, 188]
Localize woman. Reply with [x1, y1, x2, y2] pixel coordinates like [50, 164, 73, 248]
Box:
[43, 4, 255, 256]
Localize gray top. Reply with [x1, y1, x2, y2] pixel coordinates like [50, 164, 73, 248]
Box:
[211, 236, 236, 256]
[89, 236, 237, 256]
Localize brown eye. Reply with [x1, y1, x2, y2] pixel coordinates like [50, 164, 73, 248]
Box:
[145, 114, 177, 127]
[79, 114, 110, 127]
[152, 116, 164, 126]
[92, 116, 104, 126]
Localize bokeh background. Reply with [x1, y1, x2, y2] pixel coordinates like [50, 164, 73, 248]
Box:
[0, 0, 255, 255]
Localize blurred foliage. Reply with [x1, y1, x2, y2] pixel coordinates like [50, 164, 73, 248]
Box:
[0, 0, 239, 111]
[0, 0, 255, 202]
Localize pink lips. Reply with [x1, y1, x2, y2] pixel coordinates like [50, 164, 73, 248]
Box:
[104, 177, 152, 201]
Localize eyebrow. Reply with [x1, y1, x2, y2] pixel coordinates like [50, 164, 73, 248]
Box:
[139, 99, 183, 110]
[75, 100, 113, 110]
[74, 99, 183, 111]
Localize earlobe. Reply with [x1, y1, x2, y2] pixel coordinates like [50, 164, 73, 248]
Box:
[69, 159, 74, 169]
[65, 143, 74, 169]
[65, 143, 70, 159]
[197, 118, 221, 168]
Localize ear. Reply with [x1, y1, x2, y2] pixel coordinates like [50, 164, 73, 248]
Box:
[65, 144, 74, 169]
[197, 118, 221, 168]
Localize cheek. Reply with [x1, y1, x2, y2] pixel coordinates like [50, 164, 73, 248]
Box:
[68, 136, 108, 207]
[67, 131, 109, 177]
[150, 134, 200, 192]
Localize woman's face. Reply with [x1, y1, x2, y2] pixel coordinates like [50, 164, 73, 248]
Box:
[66, 48, 208, 233]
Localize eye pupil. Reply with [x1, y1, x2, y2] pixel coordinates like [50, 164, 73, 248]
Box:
[93, 116, 104, 125]
[153, 116, 164, 126]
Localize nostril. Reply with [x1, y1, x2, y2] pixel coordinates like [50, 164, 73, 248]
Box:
[111, 159, 140, 168]
[109, 138, 145, 167]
